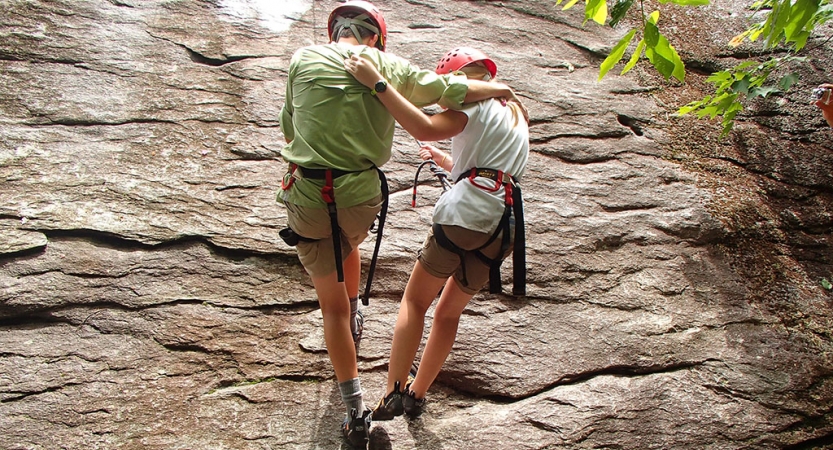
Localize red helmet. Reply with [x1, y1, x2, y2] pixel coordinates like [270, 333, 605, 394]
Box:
[328, 1, 387, 51]
[435, 47, 497, 78]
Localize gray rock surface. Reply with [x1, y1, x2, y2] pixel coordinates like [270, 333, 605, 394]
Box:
[1, 0, 832, 449]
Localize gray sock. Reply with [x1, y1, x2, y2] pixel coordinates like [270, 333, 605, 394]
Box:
[339, 377, 365, 417]
[349, 296, 359, 336]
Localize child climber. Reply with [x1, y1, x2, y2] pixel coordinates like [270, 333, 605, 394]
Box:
[344, 47, 530, 419]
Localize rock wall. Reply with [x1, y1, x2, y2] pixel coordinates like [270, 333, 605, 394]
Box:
[1, 0, 832, 449]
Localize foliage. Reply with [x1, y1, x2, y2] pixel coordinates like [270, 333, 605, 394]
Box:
[677, 56, 804, 134]
[681, 0, 832, 135]
[561, 0, 833, 135]
[557, 0, 708, 82]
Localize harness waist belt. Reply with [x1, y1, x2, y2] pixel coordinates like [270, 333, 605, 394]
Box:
[299, 166, 365, 179]
[456, 168, 516, 185]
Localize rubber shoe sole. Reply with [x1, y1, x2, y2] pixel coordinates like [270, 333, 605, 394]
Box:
[342, 408, 371, 448]
[403, 370, 424, 417]
[402, 390, 425, 418]
[371, 381, 403, 421]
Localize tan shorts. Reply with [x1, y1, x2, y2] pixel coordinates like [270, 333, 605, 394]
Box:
[418, 224, 513, 295]
[284, 195, 384, 278]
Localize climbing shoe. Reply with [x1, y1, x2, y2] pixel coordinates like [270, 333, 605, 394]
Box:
[402, 389, 425, 418]
[352, 310, 364, 353]
[371, 380, 403, 421]
[342, 408, 372, 448]
[403, 371, 425, 417]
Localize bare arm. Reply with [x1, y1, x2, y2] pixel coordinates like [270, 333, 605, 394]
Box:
[465, 79, 529, 123]
[344, 55, 467, 142]
[418, 144, 452, 171]
[815, 83, 833, 128]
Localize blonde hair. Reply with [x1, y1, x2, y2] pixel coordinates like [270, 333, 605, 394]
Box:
[458, 62, 491, 81]
[459, 62, 522, 127]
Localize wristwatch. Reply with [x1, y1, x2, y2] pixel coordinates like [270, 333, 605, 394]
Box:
[371, 80, 388, 96]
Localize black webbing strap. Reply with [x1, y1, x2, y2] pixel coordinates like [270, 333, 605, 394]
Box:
[451, 167, 526, 296]
[511, 184, 525, 296]
[360, 168, 389, 306]
[432, 223, 470, 287]
[294, 165, 367, 284]
[487, 206, 512, 294]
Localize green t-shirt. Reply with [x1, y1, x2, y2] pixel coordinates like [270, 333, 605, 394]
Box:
[279, 42, 468, 208]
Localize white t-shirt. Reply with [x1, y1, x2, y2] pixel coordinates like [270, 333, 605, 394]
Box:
[432, 98, 529, 233]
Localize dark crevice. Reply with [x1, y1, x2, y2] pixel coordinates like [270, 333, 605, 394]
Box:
[1, 383, 82, 403]
[782, 433, 833, 450]
[531, 130, 632, 144]
[0, 299, 319, 330]
[457, 360, 714, 403]
[0, 312, 71, 328]
[598, 203, 658, 213]
[617, 114, 646, 136]
[34, 228, 286, 259]
[277, 374, 328, 383]
[185, 48, 255, 67]
[0, 245, 47, 261]
[160, 342, 212, 354]
[0, 52, 84, 65]
[702, 154, 833, 195]
[562, 39, 608, 60]
[38, 118, 179, 127]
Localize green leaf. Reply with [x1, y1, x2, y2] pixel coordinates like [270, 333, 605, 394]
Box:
[706, 71, 732, 84]
[735, 61, 760, 71]
[643, 19, 686, 82]
[778, 73, 799, 90]
[677, 102, 700, 116]
[784, 0, 818, 43]
[697, 105, 718, 119]
[764, 0, 793, 48]
[562, 0, 581, 10]
[731, 76, 751, 94]
[791, 30, 812, 50]
[821, 278, 832, 290]
[621, 39, 646, 74]
[748, 85, 780, 98]
[599, 28, 638, 80]
[586, 0, 609, 25]
[609, 0, 635, 28]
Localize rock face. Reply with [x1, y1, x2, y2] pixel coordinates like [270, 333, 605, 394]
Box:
[1, 1, 832, 449]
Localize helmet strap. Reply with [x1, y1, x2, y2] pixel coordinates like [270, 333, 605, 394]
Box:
[332, 14, 380, 46]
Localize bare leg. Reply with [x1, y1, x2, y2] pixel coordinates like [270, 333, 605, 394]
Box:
[343, 247, 361, 300]
[311, 252, 359, 383]
[385, 261, 445, 395]
[408, 277, 474, 399]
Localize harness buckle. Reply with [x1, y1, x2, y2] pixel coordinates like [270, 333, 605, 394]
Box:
[281, 163, 299, 191]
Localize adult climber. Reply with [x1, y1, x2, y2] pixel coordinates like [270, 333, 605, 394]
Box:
[278, 1, 524, 447]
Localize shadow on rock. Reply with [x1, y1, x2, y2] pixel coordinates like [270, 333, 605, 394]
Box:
[369, 426, 392, 450]
[408, 418, 442, 450]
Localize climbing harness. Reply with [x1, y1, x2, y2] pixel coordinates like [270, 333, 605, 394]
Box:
[279, 163, 389, 306]
[416, 164, 526, 296]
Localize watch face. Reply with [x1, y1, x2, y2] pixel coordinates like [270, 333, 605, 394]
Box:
[374, 81, 387, 93]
